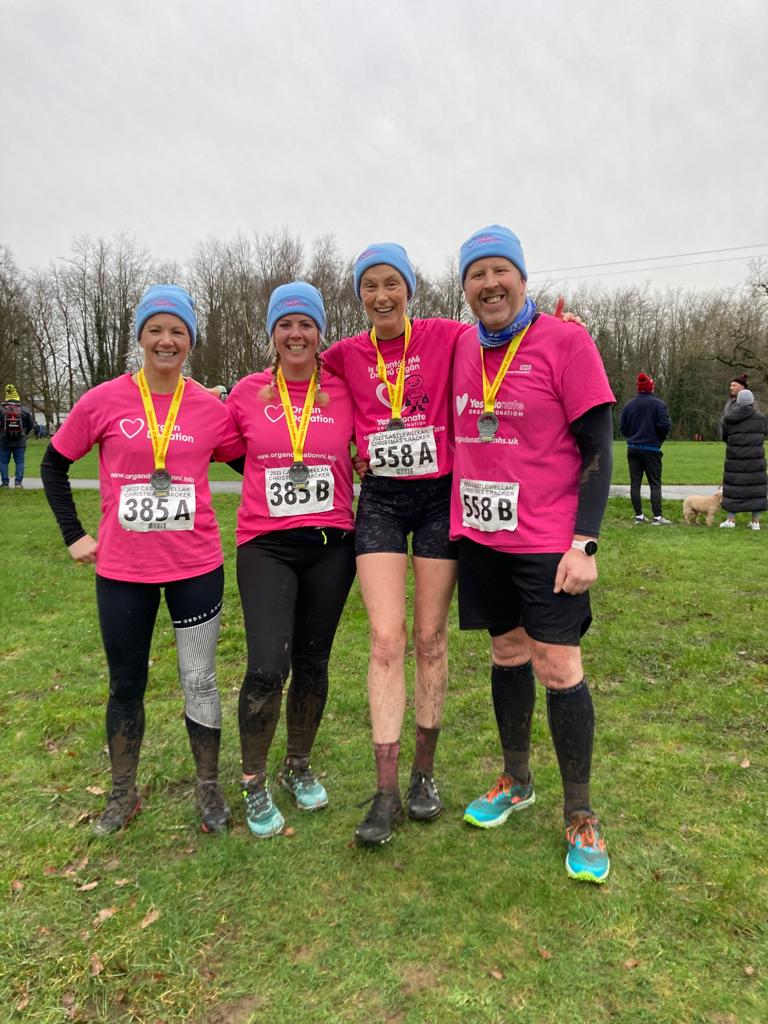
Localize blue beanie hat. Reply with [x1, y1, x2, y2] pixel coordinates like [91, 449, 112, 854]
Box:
[136, 285, 198, 347]
[459, 225, 528, 282]
[354, 243, 417, 299]
[267, 281, 326, 336]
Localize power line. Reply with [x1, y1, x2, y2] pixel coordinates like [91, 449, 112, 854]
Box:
[529, 243, 768, 276]
[530, 253, 767, 283]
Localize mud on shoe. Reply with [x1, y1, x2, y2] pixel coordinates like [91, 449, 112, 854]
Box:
[278, 763, 328, 811]
[406, 770, 443, 821]
[196, 781, 231, 835]
[242, 778, 284, 839]
[92, 788, 141, 837]
[355, 790, 404, 846]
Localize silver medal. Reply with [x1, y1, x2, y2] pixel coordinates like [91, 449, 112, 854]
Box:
[150, 469, 173, 495]
[477, 412, 499, 441]
[288, 461, 310, 489]
[386, 417, 405, 431]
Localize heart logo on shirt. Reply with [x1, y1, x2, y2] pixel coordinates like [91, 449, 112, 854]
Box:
[120, 418, 145, 439]
[456, 393, 469, 416]
[375, 383, 392, 409]
[265, 405, 285, 423]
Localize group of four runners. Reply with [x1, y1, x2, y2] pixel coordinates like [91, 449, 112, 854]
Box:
[42, 224, 614, 884]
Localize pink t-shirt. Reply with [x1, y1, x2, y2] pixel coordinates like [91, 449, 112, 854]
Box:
[322, 318, 466, 478]
[227, 370, 355, 544]
[52, 374, 245, 583]
[450, 314, 615, 553]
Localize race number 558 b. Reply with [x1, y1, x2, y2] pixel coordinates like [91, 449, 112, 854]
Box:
[460, 478, 519, 533]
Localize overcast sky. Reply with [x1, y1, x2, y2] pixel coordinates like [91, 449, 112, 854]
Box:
[2, 0, 766, 294]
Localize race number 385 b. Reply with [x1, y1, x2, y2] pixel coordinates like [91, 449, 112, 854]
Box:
[368, 426, 438, 478]
[460, 478, 519, 533]
[118, 484, 196, 532]
[265, 465, 335, 517]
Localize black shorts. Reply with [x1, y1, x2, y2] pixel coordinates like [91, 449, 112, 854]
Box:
[355, 474, 457, 560]
[457, 538, 592, 645]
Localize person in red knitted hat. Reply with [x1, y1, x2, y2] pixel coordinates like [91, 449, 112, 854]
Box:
[619, 373, 672, 524]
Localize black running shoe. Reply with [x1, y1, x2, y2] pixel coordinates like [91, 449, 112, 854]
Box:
[406, 770, 443, 821]
[92, 789, 141, 837]
[355, 790, 404, 846]
[196, 781, 231, 835]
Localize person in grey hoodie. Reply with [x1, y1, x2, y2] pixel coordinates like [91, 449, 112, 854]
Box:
[620, 372, 672, 524]
[719, 389, 767, 530]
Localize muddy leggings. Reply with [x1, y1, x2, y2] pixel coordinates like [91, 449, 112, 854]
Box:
[95, 566, 224, 791]
[236, 528, 356, 777]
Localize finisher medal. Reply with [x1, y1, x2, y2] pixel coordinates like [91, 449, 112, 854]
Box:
[288, 461, 310, 488]
[386, 418, 405, 430]
[477, 412, 499, 441]
[150, 468, 173, 495]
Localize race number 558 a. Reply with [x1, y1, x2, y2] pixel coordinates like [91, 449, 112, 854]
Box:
[368, 426, 438, 478]
[460, 478, 519, 533]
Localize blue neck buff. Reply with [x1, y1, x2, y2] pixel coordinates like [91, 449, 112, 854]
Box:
[477, 296, 537, 348]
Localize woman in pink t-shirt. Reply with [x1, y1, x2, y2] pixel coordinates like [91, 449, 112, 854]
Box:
[322, 243, 468, 846]
[226, 282, 356, 839]
[41, 285, 245, 839]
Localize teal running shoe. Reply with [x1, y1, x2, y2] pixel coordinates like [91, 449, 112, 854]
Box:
[463, 774, 535, 828]
[565, 812, 610, 884]
[242, 779, 284, 839]
[278, 764, 328, 811]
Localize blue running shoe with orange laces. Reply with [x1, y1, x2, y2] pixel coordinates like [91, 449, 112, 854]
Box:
[565, 812, 610, 883]
[463, 774, 535, 828]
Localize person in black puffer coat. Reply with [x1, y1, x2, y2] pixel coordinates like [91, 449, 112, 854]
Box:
[720, 389, 768, 530]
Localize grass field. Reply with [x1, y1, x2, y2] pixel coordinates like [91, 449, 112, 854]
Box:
[1, 455, 766, 1022]
[18, 439, 727, 485]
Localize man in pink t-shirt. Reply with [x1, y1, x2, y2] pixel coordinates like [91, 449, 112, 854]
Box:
[452, 225, 615, 884]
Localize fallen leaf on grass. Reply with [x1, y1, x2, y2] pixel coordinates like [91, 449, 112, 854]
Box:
[77, 881, 98, 892]
[623, 958, 640, 970]
[140, 908, 161, 929]
[740, 757, 751, 769]
[93, 906, 118, 926]
[45, 739, 60, 752]
[283, 826, 296, 837]
[62, 993, 76, 1008]
[104, 857, 120, 871]
[11, 880, 24, 892]
[89, 954, 104, 977]
[488, 969, 504, 980]
[16, 993, 30, 1011]
[744, 965, 755, 977]
[115, 878, 130, 887]
[43, 866, 58, 877]
[537, 948, 553, 960]
[86, 785, 105, 796]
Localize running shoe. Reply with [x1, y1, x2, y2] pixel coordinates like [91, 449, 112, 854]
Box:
[92, 788, 141, 837]
[355, 790, 404, 846]
[651, 516, 672, 525]
[406, 770, 443, 821]
[748, 521, 761, 531]
[634, 514, 647, 524]
[463, 774, 535, 828]
[565, 812, 610, 884]
[278, 763, 328, 811]
[242, 779, 284, 839]
[196, 781, 231, 834]
[719, 519, 736, 528]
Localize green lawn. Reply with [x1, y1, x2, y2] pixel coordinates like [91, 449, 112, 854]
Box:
[1, 487, 766, 1023]
[21, 439, 729, 485]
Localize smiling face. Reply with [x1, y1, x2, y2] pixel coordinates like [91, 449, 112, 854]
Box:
[138, 314, 192, 380]
[463, 256, 527, 332]
[359, 264, 409, 339]
[273, 313, 320, 379]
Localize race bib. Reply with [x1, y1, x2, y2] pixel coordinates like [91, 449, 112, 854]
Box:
[118, 483, 196, 532]
[368, 426, 438, 478]
[265, 465, 335, 518]
[460, 478, 519, 533]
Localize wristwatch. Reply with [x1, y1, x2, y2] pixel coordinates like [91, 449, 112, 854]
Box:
[571, 539, 598, 556]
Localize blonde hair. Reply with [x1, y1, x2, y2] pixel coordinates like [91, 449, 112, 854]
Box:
[258, 333, 329, 406]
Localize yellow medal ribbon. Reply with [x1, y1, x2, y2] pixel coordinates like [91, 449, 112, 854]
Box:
[480, 323, 532, 413]
[136, 369, 185, 473]
[370, 316, 412, 421]
[276, 367, 317, 463]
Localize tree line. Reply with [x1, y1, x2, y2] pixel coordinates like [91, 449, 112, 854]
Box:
[1, 232, 766, 438]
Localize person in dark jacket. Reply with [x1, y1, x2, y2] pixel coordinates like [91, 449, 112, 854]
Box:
[1, 384, 34, 488]
[620, 372, 672, 525]
[719, 389, 767, 530]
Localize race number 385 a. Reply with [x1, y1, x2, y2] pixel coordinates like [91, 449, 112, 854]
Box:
[368, 426, 438, 477]
[265, 465, 335, 517]
[460, 479, 519, 533]
[118, 484, 196, 532]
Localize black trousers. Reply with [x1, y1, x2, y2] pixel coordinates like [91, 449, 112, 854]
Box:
[627, 448, 663, 517]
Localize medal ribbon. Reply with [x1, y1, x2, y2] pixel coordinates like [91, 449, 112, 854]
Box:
[136, 369, 185, 472]
[276, 367, 317, 463]
[370, 316, 412, 421]
[480, 323, 532, 414]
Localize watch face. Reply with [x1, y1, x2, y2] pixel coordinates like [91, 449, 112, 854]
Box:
[584, 540, 598, 555]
